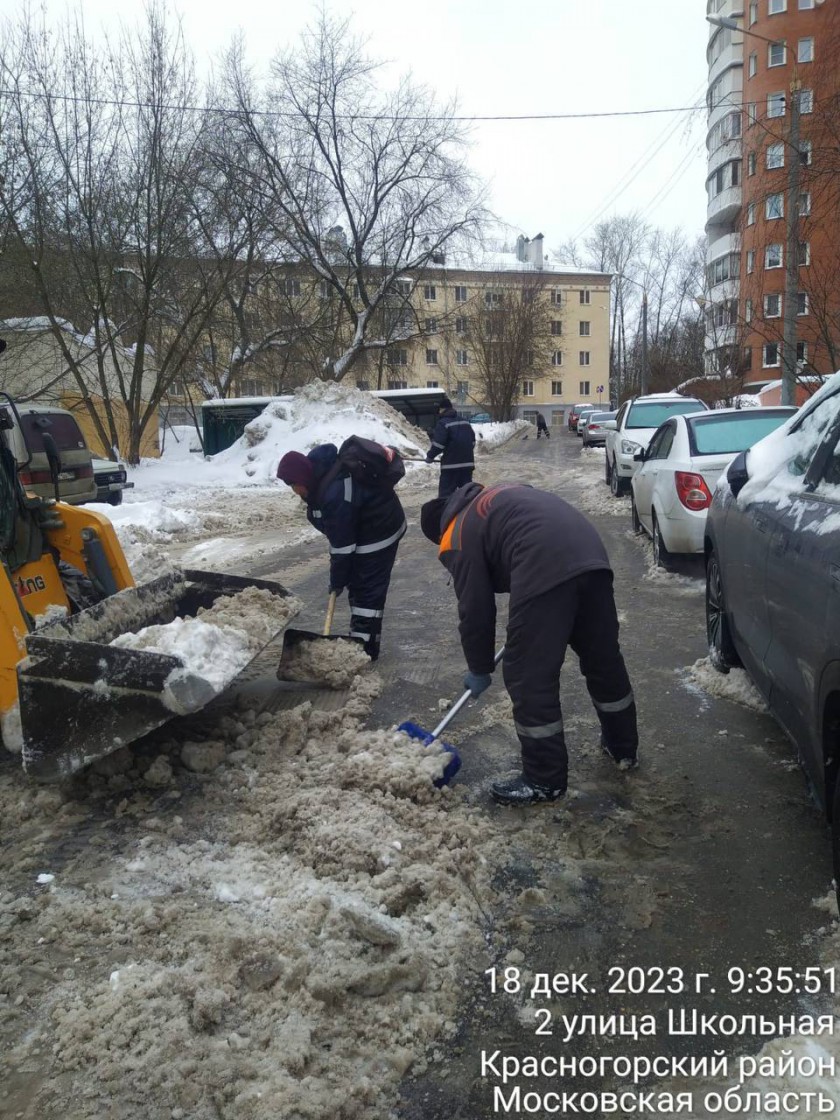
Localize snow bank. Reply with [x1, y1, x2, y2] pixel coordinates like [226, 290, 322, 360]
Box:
[473, 420, 532, 451]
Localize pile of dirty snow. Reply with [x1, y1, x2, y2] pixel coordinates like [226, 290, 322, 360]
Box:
[473, 420, 531, 452]
[279, 636, 371, 689]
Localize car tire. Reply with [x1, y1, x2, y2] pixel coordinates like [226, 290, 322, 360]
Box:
[610, 460, 626, 497]
[705, 548, 741, 674]
[651, 513, 673, 570]
[631, 496, 642, 535]
[107, 491, 123, 507]
[605, 455, 612, 486]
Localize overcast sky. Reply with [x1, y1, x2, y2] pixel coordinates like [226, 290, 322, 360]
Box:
[44, 0, 710, 263]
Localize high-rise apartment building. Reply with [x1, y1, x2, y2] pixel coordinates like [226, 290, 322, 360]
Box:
[705, 0, 839, 385]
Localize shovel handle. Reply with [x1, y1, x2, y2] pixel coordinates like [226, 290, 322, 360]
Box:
[430, 646, 505, 740]
[323, 591, 337, 636]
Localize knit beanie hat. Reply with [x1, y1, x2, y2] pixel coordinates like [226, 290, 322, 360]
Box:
[420, 497, 448, 544]
[276, 451, 315, 490]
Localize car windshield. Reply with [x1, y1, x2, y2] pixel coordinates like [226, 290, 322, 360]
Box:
[688, 410, 795, 455]
[20, 413, 88, 453]
[626, 400, 705, 429]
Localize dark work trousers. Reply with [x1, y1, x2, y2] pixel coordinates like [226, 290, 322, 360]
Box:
[502, 570, 637, 790]
[536, 427, 550, 439]
[347, 540, 401, 661]
[438, 466, 474, 499]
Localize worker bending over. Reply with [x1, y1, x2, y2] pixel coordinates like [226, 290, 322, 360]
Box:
[421, 482, 638, 805]
[426, 397, 476, 499]
[277, 444, 406, 660]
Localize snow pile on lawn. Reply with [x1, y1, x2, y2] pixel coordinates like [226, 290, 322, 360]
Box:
[474, 420, 531, 451]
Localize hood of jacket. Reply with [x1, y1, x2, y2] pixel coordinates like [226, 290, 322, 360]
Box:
[307, 443, 339, 483]
[440, 481, 484, 533]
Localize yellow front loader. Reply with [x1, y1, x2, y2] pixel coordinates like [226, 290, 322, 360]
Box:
[0, 400, 289, 780]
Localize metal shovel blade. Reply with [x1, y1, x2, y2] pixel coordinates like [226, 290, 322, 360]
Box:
[275, 627, 356, 685]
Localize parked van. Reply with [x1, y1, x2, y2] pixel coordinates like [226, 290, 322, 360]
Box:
[6, 402, 97, 504]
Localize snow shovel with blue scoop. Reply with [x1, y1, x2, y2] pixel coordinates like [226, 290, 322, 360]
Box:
[399, 647, 505, 788]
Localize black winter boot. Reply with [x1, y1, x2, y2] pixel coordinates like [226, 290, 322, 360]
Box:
[490, 774, 565, 806]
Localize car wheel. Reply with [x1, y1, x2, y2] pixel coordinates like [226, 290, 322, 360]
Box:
[605, 455, 612, 486]
[610, 460, 625, 497]
[631, 496, 642, 534]
[107, 491, 123, 507]
[651, 513, 673, 570]
[705, 548, 740, 673]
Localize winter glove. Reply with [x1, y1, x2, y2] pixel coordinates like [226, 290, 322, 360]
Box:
[463, 671, 492, 699]
[425, 453, 435, 464]
[329, 584, 345, 597]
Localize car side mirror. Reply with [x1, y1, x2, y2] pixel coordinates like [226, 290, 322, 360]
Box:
[728, 450, 750, 498]
[633, 450, 646, 462]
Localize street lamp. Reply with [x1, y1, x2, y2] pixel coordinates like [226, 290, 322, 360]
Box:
[706, 13, 801, 407]
[614, 274, 649, 396]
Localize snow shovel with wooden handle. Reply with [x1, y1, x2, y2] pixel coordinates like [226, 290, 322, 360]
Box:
[398, 646, 505, 787]
[276, 590, 361, 684]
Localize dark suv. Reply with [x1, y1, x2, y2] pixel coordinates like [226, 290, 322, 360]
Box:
[704, 375, 840, 894]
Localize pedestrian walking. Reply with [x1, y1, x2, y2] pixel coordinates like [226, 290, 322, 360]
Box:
[535, 412, 550, 439]
[277, 443, 406, 660]
[426, 397, 476, 499]
[420, 482, 638, 805]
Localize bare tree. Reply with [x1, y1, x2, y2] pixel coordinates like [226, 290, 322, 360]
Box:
[225, 13, 487, 382]
[467, 277, 554, 420]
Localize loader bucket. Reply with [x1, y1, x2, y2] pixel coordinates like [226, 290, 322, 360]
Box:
[18, 568, 292, 780]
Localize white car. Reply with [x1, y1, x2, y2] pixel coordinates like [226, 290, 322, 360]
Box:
[604, 394, 708, 497]
[631, 406, 796, 566]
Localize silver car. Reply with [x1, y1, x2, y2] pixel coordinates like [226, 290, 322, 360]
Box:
[581, 410, 617, 447]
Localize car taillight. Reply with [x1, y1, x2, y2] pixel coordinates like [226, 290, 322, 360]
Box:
[589, 424, 601, 431]
[675, 471, 713, 511]
[77, 464, 93, 479]
[19, 469, 53, 485]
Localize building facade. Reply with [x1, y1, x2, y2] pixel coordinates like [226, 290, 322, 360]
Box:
[705, 0, 840, 384]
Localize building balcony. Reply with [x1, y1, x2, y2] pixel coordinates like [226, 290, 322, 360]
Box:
[707, 42, 744, 90]
[707, 277, 740, 303]
[706, 231, 741, 266]
[707, 137, 742, 178]
[704, 325, 740, 351]
[706, 185, 742, 226]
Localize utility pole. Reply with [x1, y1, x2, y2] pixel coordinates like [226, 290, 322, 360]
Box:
[640, 288, 649, 395]
[782, 81, 801, 408]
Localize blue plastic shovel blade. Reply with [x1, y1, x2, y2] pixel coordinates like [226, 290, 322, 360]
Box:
[398, 720, 462, 788]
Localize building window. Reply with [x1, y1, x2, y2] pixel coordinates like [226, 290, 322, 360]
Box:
[522, 380, 534, 397]
[766, 142, 785, 169]
[456, 380, 469, 396]
[797, 342, 808, 363]
[456, 349, 469, 366]
[747, 102, 758, 125]
[743, 346, 753, 372]
[454, 316, 466, 334]
[764, 293, 782, 318]
[745, 298, 753, 324]
[579, 351, 591, 366]
[763, 343, 780, 368]
[425, 348, 438, 365]
[768, 42, 786, 67]
[749, 52, 758, 78]
[579, 380, 591, 396]
[426, 380, 439, 388]
[551, 381, 563, 395]
[798, 192, 811, 216]
[798, 242, 811, 266]
[750, 0, 758, 21]
[800, 89, 813, 114]
[387, 349, 408, 366]
[798, 37, 814, 64]
[799, 139, 812, 166]
[747, 151, 756, 176]
[579, 290, 591, 305]
[551, 320, 563, 336]
[765, 243, 783, 269]
[525, 350, 534, 367]
[356, 380, 371, 391]
[454, 285, 467, 302]
[285, 278, 301, 297]
[768, 0, 786, 12]
[551, 290, 563, 306]
[747, 250, 755, 273]
[767, 92, 786, 118]
[551, 350, 563, 366]
[484, 291, 502, 307]
[797, 292, 809, 315]
[579, 321, 591, 336]
[766, 192, 784, 220]
[425, 318, 437, 334]
[798, 0, 814, 7]
[320, 280, 331, 299]
[423, 284, 436, 301]
[747, 203, 756, 225]
[387, 380, 408, 390]
[393, 279, 412, 296]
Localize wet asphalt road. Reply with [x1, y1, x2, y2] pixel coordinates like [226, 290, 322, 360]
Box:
[252, 430, 835, 1118]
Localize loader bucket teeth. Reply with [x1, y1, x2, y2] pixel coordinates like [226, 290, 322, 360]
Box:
[18, 568, 291, 780]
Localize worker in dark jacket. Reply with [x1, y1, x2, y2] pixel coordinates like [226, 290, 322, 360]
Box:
[426, 398, 476, 499]
[277, 445, 406, 660]
[535, 412, 550, 439]
[420, 482, 638, 805]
